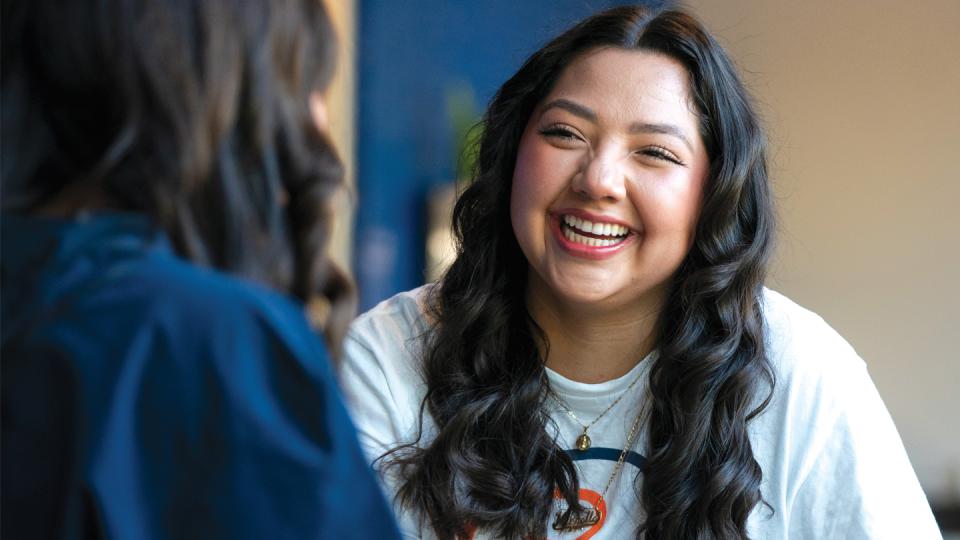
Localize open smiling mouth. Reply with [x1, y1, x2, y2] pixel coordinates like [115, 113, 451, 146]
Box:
[560, 215, 631, 247]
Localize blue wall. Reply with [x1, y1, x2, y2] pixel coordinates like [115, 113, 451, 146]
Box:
[354, 1, 660, 309]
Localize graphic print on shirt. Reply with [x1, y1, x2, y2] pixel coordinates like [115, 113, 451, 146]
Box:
[556, 447, 646, 540]
[463, 447, 647, 540]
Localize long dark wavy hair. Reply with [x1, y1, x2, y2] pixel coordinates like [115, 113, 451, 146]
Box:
[387, 5, 776, 539]
[1, 0, 354, 349]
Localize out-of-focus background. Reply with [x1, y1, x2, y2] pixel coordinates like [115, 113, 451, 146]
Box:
[325, 0, 959, 532]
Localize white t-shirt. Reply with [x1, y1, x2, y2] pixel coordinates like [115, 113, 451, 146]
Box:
[340, 285, 941, 539]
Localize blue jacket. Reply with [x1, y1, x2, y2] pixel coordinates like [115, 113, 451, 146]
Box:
[1, 212, 400, 540]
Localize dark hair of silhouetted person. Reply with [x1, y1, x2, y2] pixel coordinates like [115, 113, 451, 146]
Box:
[383, 5, 777, 539]
[1, 0, 354, 351]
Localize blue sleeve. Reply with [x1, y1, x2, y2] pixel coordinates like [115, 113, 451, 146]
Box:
[89, 290, 402, 540]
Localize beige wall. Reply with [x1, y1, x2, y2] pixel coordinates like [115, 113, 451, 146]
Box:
[687, 0, 960, 502]
[325, 0, 356, 273]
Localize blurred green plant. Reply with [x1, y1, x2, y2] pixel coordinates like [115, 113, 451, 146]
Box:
[445, 82, 483, 183]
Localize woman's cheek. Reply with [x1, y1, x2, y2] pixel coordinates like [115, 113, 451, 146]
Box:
[511, 145, 555, 217]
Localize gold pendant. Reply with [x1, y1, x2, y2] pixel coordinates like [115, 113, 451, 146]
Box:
[552, 506, 600, 531]
[575, 431, 591, 451]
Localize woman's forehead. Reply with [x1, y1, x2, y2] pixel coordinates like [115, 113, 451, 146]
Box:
[537, 48, 700, 139]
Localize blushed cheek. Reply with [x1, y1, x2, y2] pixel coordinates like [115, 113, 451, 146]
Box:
[641, 182, 703, 246]
[510, 139, 545, 230]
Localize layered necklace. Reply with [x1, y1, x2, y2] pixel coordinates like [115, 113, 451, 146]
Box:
[548, 370, 643, 451]
[552, 410, 645, 532]
[547, 370, 646, 531]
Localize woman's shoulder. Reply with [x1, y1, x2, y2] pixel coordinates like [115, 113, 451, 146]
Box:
[756, 288, 873, 439]
[754, 288, 876, 465]
[341, 283, 435, 391]
[760, 287, 865, 382]
[1, 210, 324, 366]
[125, 252, 319, 349]
[339, 285, 436, 461]
[346, 283, 435, 352]
[753, 290, 940, 538]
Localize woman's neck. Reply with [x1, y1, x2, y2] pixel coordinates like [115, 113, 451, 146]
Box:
[527, 283, 662, 384]
[35, 182, 117, 218]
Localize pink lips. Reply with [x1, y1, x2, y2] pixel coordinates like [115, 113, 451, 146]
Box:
[549, 209, 637, 260]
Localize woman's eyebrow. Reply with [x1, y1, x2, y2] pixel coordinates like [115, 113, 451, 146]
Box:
[540, 98, 597, 122]
[629, 122, 693, 152]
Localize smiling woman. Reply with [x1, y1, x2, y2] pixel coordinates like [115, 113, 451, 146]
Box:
[512, 49, 709, 383]
[339, 5, 942, 540]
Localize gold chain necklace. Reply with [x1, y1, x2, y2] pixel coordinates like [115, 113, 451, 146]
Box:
[552, 410, 645, 532]
[548, 371, 643, 451]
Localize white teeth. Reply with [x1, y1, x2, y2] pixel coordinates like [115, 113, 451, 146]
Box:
[562, 222, 625, 247]
[560, 215, 630, 239]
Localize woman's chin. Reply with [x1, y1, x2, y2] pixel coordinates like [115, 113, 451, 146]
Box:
[528, 265, 671, 318]
[534, 273, 629, 311]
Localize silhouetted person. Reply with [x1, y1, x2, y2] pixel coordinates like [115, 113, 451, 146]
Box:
[1, 1, 400, 538]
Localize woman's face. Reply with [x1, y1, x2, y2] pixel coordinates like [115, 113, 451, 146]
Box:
[510, 47, 709, 316]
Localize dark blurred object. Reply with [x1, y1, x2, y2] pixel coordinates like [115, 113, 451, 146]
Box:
[0, 0, 399, 537]
[934, 504, 960, 532]
[1, 213, 400, 539]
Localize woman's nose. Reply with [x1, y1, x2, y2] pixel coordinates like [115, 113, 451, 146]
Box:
[571, 148, 627, 201]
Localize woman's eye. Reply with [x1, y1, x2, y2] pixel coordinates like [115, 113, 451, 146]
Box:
[640, 146, 684, 165]
[539, 125, 582, 142]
